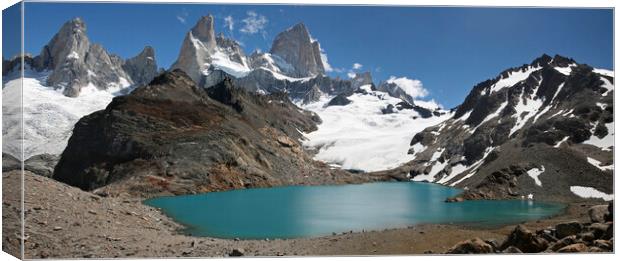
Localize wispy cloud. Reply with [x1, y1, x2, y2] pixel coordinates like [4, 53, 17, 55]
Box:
[386, 76, 429, 99]
[176, 9, 189, 24]
[224, 15, 234, 31]
[346, 63, 364, 78]
[240, 11, 268, 35]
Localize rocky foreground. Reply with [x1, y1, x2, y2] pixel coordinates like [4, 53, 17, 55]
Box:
[2, 170, 612, 258]
[446, 202, 613, 254]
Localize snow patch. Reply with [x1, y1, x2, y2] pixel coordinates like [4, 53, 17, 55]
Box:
[593, 68, 614, 78]
[586, 157, 613, 171]
[583, 122, 614, 151]
[489, 66, 540, 93]
[570, 186, 613, 201]
[509, 83, 544, 136]
[527, 166, 545, 187]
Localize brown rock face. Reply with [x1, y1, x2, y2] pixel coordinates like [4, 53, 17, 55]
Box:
[446, 238, 494, 254]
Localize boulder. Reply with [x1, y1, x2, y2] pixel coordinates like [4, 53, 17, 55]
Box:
[557, 243, 588, 253]
[549, 235, 578, 252]
[588, 223, 609, 239]
[555, 221, 583, 239]
[588, 205, 609, 223]
[605, 201, 613, 222]
[500, 225, 548, 253]
[229, 248, 244, 257]
[446, 238, 494, 254]
[593, 239, 613, 251]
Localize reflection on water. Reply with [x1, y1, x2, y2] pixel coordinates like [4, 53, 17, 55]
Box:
[144, 182, 565, 239]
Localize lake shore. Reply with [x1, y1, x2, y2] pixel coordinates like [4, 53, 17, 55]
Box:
[2, 170, 604, 258]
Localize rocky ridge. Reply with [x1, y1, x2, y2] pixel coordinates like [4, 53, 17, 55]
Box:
[402, 54, 613, 201]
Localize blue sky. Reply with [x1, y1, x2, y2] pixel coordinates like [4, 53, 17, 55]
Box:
[5, 3, 614, 108]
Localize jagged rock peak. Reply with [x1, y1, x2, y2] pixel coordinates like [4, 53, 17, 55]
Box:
[530, 53, 576, 68]
[270, 22, 325, 78]
[122, 46, 158, 87]
[191, 15, 217, 50]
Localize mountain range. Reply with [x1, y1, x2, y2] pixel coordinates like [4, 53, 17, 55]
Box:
[2, 16, 614, 202]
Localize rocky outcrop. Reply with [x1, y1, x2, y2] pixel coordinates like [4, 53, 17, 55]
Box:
[52, 70, 377, 197]
[326, 94, 352, 106]
[269, 23, 325, 77]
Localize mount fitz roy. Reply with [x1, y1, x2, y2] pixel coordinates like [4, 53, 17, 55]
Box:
[3, 16, 614, 202]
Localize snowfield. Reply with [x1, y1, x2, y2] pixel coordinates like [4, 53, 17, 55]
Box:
[570, 186, 614, 201]
[2, 70, 124, 159]
[300, 88, 451, 172]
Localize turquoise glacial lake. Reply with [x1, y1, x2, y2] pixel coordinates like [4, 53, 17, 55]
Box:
[144, 182, 565, 239]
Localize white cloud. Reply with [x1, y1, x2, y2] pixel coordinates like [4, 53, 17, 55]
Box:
[176, 15, 186, 24]
[224, 15, 234, 31]
[386, 76, 429, 99]
[240, 11, 268, 34]
[413, 99, 443, 110]
[347, 72, 356, 79]
[352, 63, 363, 70]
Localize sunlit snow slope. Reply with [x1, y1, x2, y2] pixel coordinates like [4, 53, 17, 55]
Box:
[300, 87, 450, 172]
[2, 70, 123, 159]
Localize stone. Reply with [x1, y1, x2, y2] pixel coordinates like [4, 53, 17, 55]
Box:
[588, 223, 609, 239]
[500, 225, 548, 253]
[549, 235, 577, 252]
[593, 239, 612, 250]
[604, 201, 613, 222]
[555, 221, 583, 239]
[557, 243, 588, 253]
[588, 205, 609, 223]
[446, 238, 494, 254]
[229, 248, 245, 257]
